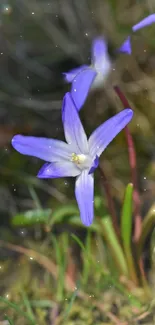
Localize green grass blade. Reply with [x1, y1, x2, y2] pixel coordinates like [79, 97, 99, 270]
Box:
[82, 230, 91, 285]
[64, 285, 79, 320]
[28, 186, 42, 209]
[121, 183, 133, 248]
[71, 233, 86, 251]
[4, 315, 14, 325]
[51, 235, 66, 301]
[21, 290, 36, 322]
[137, 203, 155, 258]
[71, 233, 105, 286]
[121, 183, 138, 284]
[100, 216, 128, 276]
[0, 297, 36, 324]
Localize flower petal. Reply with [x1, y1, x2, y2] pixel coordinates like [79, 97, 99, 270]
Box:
[71, 68, 97, 111]
[62, 92, 89, 154]
[92, 37, 108, 64]
[119, 14, 155, 55]
[38, 161, 81, 178]
[118, 36, 131, 55]
[88, 155, 99, 174]
[75, 170, 94, 226]
[88, 108, 133, 158]
[132, 14, 155, 32]
[63, 65, 89, 83]
[90, 37, 112, 89]
[12, 135, 73, 162]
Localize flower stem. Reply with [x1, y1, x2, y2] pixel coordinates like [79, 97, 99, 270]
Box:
[114, 86, 141, 242]
[114, 86, 149, 287]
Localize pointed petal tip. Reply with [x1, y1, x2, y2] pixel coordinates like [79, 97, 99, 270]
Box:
[37, 163, 49, 178]
[125, 108, 134, 119]
[37, 170, 43, 178]
[118, 36, 132, 55]
[88, 108, 134, 158]
[11, 134, 22, 149]
[63, 65, 89, 83]
[63, 72, 74, 83]
[12, 134, 20, 142]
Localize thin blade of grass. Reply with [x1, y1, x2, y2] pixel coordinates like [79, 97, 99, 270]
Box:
[21, 290, 36, 322]
[4, 315, 14, 325]
[64, 285, 79, 320]
[121, 183, 138, 284]
[100, 216, 128, 276]
[0, 297, 36, 324]
[28, 185, 42, 209]
[82, 230, 91, 285]
[137, 203, 155, 258]
[51, 235, 66, 301]
[121, 183, 133, 248]
[71, 234, 86, 251]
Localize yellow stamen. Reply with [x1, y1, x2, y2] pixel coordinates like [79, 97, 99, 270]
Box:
[71, 153, 86, 165]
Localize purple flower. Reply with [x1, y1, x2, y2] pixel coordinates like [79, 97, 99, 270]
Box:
[12, 93, 133, 226]
[64, 14, 155, 110]
[119, 14, 155, 54]
[64, 37, 112, 111]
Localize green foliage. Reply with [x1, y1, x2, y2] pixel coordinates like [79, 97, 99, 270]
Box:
[137, 204, 155, 258]
[0, 296, 36, 324]
[11, 209, 52, 226]
[49, 205, 79, 228]
[121, 183, 138, 284]
[51, 234, 69, 301]
[101, 216, 128, 276]
[4, 316, 14, 325]
[121, 183, 133, 249]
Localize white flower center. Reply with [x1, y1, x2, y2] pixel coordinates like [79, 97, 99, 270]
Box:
[71, 153, 91, 170]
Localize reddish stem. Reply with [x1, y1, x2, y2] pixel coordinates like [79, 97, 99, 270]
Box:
[114, 86, 141, 242]
[99, 166, 120, 238]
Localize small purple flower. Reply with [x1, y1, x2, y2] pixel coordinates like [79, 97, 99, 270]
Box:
[64, 14, 155, 110]
[64, 37, 112, 111]
[12, 93, 133, 226]
[119, 14, 155, 54]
